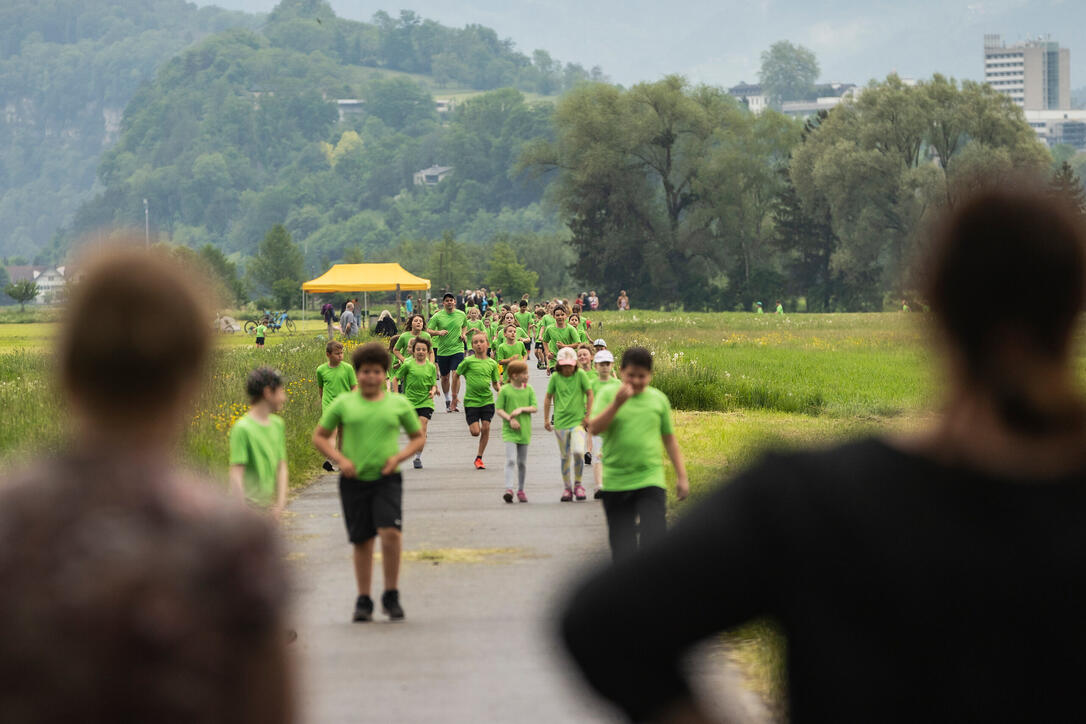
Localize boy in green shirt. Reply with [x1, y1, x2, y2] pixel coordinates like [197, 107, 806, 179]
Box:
[495, 360, 538, 504]
[229, 366, 289, 519]
[543, 305, 581, 373]
[456, 331, 502, 470]
[588, 349, 620, 499]
[515, 300, 535, 347]
[255, 321, 266, 348]
[428, 293, 468, 413]
[588, 346, 689, 561]
[395, 336, 438, 469]
[313, 343, 425, 622]
[316, 340, 356, 472]
[496, 323, 528, 382]
[544, 347, 594, 501]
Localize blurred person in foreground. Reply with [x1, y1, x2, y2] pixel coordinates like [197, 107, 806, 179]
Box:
[560, 185, 1086, 723]
[0, 244, 293, 724]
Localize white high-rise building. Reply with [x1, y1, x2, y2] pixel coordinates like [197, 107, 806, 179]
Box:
[984, 34, 1070, 110]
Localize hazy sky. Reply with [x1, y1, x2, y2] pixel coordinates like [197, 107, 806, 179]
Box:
[199, 0, 1086, 89]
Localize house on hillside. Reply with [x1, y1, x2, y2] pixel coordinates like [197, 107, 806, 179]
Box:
[413, 165, 453, 186]
[336, 99, 365, 122]
[4, 265, 71, 304]
[435, 99, 455, 116]
[727, 82, 768, 114]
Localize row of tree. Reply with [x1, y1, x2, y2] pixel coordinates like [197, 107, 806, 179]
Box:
[525, 74, 1063, 310]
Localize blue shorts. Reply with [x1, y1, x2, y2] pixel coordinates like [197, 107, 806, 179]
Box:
[437, 352, 465, 377]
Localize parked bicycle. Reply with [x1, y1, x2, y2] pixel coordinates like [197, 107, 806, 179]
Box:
[244, 310, 297, 336]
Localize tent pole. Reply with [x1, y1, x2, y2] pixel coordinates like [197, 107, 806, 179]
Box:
[302, 291, 306, 323]
[395, 284, 402, 326]
[364, 292, 368, 331]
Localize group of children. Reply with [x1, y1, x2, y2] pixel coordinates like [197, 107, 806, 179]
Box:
[227, 292, 688, 625]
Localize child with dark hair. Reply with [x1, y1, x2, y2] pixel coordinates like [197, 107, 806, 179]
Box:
[0, 245, 292, 723]
[395, 336, 438, 469]
[313, 342, 424, 622]
[316, 340, 355, 472]
[588, 346, 689, 559]
[456, 331, 502, 469]
[229, 366, 289, 518]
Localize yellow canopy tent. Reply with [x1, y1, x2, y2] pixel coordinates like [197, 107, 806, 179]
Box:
[301, 263, 431, 324]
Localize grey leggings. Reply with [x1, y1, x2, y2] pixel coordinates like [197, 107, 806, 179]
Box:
[505, 442, 528, 490]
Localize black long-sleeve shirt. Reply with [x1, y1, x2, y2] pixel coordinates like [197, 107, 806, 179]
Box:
[561, 437, 1086, 722]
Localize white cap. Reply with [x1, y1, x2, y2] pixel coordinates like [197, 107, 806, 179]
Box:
[593, 338, 607, 347]
[594, 350, 614, 364]
[556, 347, 578, 366]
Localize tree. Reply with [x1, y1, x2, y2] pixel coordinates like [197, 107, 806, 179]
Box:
[5, 280, 40, 311]
[424, 231, 472, 293]
[198, 244, 246, 304]
[485, 241, 538, 298]
[364, 76, 436, 129]
[759, 41, 819, 108]
[791, 74, 1050, 305]
[248, 225, 305, 308]
[1051, 161, 1086, 216]
[522, 76, 799, 308]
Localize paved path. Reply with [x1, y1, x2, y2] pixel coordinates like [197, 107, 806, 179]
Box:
[284, 363, 769, 723]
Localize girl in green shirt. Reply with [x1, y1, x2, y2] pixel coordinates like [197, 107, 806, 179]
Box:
[544, 347, 594, 502]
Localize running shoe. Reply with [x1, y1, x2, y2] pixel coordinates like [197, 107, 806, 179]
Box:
[503, 489, 514, 503]
[474, 457, 486, 470]
[593, 488, 603, 500]
[445, 400, 452, 412]
[322, 460, 334, 472]
[381, 590, 405, 621]
[353, 595, 374, 623]
[413, 458, 423, 469]
[517, 490, 528, 503]
[584, 452, 592, 465]
[560, 488, 573, 502]
[574, 484, 587, 501]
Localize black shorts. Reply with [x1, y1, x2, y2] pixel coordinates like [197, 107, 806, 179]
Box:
[255, 337, 265, 344]
[464, 404, 495, 425]
[415, 407, 434, 419]
[437, 352, 465, 376]
[338, 473, 403, 543]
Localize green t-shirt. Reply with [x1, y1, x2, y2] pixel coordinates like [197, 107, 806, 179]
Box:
[495, 341, 528, 381]
[590, 376, 621, 399]
[514, 311, 534, 337]
[394, 330, 432, 362]
[428, 309, 468, 356]
[256, 324, 266, 337]
[228, 414, 287, 505]
[316, 361, 356, 409]
[591, 385, 674, 491]
[455, 356, 500, 408]
[395, 358, 437, 410]
[318, 392, 421, 481]
[776, 304, 784, 314]
[546, 368, 591, 429]
[466, 319, 486, 334]
[496, 383, 537, 444]
[543, 324, 582, 367]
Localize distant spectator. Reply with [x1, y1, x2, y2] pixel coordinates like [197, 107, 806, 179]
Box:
[340, 302, 358, 339]
[616, 290, 629, 311]
[374, 310, 397, 337]
[321, 302, 336, 339]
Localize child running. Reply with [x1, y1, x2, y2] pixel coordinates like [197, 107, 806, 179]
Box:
[533, 308, 549, 369]
[395, 337, 439, 469]
[544, 347, 594, 501]
[587, 346, 689, 560]
[496, 323, 529, 383]
[316, 340, 356, 472]
[496, 360, 537, 503]
[394, 314, 434, 368]
[229, 366, 289, 519]
[456, 331, 502, 469]
[313, 342, 425, 622]
[465, 307, 486, 356]
[588, 348, 620, 499]
[543, 305, 581, 374]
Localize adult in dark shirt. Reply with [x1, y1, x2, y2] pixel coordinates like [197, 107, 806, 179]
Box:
[560, 185, 1086, 723]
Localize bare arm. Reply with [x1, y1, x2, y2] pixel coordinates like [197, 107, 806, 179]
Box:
[381, 429, 425, 474]
[313, 426, 356, 478]
[229, 464, 246, 500]
[588, 383, 632, 436]
[271, 459, 289, 519]
[662, 433, 689, 500]
[583, 389, 594, 428]
[543, 393, 554, 431]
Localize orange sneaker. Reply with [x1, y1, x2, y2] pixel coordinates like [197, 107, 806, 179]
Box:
[474, 457, 486, 470]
